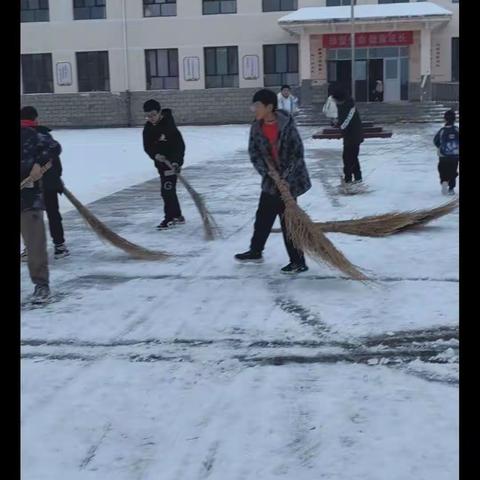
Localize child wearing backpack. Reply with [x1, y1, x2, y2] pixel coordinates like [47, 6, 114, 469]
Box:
[434, 110, 459, 195]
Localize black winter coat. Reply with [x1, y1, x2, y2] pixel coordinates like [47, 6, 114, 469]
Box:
[143, 110, 185, 174]
[248, 109, 311, 198]
[21, 126, 61, 211]
[337, 98, 364, 145]
[36, 125, 64, 192]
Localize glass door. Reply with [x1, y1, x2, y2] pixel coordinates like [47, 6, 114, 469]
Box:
[383, 58, 401, 101]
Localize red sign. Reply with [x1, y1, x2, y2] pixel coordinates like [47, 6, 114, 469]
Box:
[323, 31, 413, 49]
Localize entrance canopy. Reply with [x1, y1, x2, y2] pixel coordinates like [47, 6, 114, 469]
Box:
[278, 2, 452, 33]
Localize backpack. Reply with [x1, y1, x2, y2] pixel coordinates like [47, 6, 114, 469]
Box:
[439, 126, 459, 157]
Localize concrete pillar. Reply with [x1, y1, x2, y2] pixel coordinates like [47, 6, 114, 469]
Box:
[300, 32, 312, 105]
[420, 26, 432, 102]
[299, 32, 311, 83]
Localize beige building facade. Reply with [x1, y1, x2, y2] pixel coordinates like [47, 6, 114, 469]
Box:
[20, 1, 459, 126]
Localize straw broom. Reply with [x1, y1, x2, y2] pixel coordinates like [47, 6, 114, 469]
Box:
[21, 166, 169, 261]
[160, 158, 219, 240]
[265, 159, 368, 281]
[271, 198, 458, 237]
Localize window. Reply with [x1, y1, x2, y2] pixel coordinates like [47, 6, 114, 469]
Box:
[145, 49, 179, 89]
[451, 37, 459, 82]
[143, 0, 176, 17]
[21, 54, 53, 93]
[21, 0, 49, 22]
[203, 1, 236, 15]
[73, 0, 106, 20]
[76, 51, 110, 91]
[204, 47, 239, 88]
[326, 1, 352, 6]
[262, 0, 297, 12]
[263, 44, 299, 87]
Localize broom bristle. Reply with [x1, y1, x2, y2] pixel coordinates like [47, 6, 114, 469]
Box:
[315, 198, 458, 237]
[63, 187, 169, 261]
[267, 165, 368, 281]
[271, 199, 458, 237]
[177, 174, 219, 240]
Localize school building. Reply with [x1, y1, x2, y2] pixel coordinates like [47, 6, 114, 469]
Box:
[20, 0, 459, 126]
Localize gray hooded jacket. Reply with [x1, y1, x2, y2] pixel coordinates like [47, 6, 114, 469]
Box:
[248, 110, 311, 198]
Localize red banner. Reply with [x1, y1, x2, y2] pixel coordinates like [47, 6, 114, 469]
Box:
[323, 31, 413, 49]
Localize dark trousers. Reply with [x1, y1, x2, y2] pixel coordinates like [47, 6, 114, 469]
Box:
[160, 172, 182, 220]
[438, 157, 459, 190]
[43, 190, 65, 246]
[250, 191, 305, 265]
[342, 142, 362, 183]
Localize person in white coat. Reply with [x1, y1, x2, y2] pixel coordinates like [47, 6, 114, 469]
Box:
[322, 94, 338, 126]
[277, 85, 299, 116]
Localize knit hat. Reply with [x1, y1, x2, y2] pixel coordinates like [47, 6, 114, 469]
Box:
[20, 106, 38, 120]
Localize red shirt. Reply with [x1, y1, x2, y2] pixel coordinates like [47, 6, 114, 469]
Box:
[261, 121, 279, 166]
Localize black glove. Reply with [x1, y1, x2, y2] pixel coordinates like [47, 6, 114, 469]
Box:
[171, 162, 181, 174]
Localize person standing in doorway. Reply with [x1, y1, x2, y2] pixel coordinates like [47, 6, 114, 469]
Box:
[373, 80, 384, 102]
[277, 85, 299, 116]
[235, 89, 311, 273]
[142, 99, 185, 230]
[332, 87, 364, 185]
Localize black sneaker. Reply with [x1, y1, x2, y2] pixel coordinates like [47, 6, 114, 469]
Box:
[21, 249, 28, 262]
[281, 263, 309, 274]
[172, 216, 186, 225]
[54, 243, 70, 259]
[234, 250, 263, 263]
[157, 219, 174, 230]
[32, 284, 51, 304]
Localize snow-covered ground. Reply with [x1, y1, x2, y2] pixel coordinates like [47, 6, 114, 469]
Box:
[21, 123, 458, 480]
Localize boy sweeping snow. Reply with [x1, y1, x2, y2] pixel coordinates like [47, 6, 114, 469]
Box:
[142, 100, 186, 229]
[235, 89, 311, 273]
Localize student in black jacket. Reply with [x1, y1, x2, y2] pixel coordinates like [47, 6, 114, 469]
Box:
[142, 100, 185, 229]
[433, 109, 459, 195]
[332, 88, 364, 184]
[20, 107, 69, 262]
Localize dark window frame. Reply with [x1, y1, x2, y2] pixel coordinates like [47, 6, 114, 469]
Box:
[377, 0, 409, 4]
[21, 53, 54, 93]
[326, 0, 352, 6]
[21, 0, 50, 23]
[73, 0, 106, 21]
[451, 37, 459, 82]
[76, 51, 110, 92]
[145, 48, 179, 90]
[143, 0, 177, 17]
[262, 0, 297, 13]
[263, 43, 299, 87]
[204, 46, 239, 89]
[202, 0, 237, 15]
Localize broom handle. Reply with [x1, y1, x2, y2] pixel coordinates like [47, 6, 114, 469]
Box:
[157, 157, 178, 176]
[20, 160, 52, 190]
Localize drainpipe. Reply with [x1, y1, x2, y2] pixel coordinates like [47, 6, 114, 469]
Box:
[350, 0, 355, 101]
[122, 0, 131, 126]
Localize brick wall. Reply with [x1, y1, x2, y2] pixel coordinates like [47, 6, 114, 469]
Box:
[21, 88, 277, 128]
[20, 92, 130, 128]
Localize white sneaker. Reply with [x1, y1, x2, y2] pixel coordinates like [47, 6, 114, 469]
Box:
[441, 182, 449, 195]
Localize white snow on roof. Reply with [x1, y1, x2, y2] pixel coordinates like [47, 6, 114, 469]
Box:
[279, 2, 452, 24]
